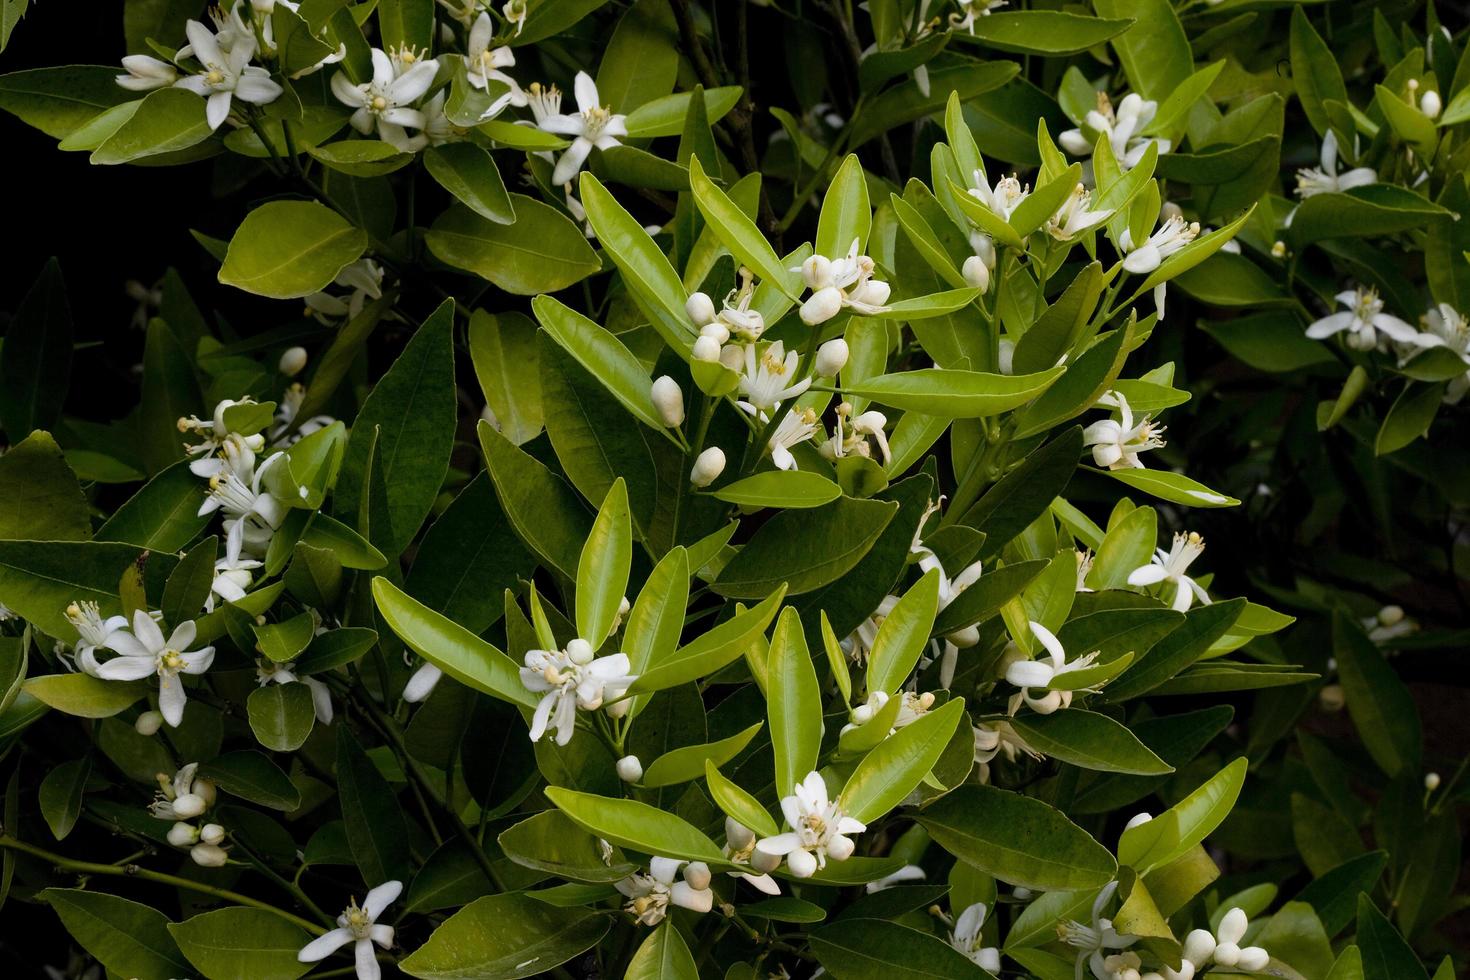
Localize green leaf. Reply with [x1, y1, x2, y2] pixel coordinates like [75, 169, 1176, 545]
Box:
[373, 577, 537, 708]
[544, 787, 727, 863]
[866, 568, 941, 695]
[425, 198, 600, 295]
[338, 723, 411, 883]
[167, 907, 313, 980]
[1294, 852, 1386, 937]
[1013, 327, 1131, 439]
[253, 611, 316, 664]
[768, 607, 822, 798]
[843, 699, 965, 823]
[0, 258, 71, 440]
[642, 722, 762, 788]
[43, 888, 190, 979]
[594, 0, 678, 113]
[498, 810, 639, 883]
[626, 920, 698, 980]
[336, 300, 456, 556]
[0, 65, 133, 139]
[400, 894, 610, 980]
[532, 294, 675, 439]
[0, 431, 88, 540]
[1099, 467, 1239, 508]
[713, 470, 842, 509]
[1332, 612, 1420, 776]
[424, 142, 515, 223]
[38, 756, 90, 840]
[1356, 895, 1428, 980]
[90, 87, 215, 164]
[1008, 710, 1172, 775]
[1289, 7, 1348, 136]
[478, 420, 592, 578]
[622, 86, 742, 138]
[1118, 758, 1247, 872]
[1093, 0, 1191, 100]
[850, 62, 1019, 148]
[469, 310, 544, 445]
[689, 154, 796, 297]
[1375, 382, 1444, 456]
[1289, 186, 1450, 247]
[246, 683, 316, 752]
[960, 427, 1083, 555]
[576, 479, 632, 646]
[0, 540, 155, 638]
[817, 154, 872, 258]
[219, 200, 367, 299]
[95, 459, 212, 551]
[376, 0, 433, 51]
[958, 11, 1132, 55]
[704, 760, 780, 837]
[844, 367, 1064, 418]
[714, 496, 896, 599]
[24, 674, 147, 718]
[810, 918, 996, 978]
[199, 750, 300, 811]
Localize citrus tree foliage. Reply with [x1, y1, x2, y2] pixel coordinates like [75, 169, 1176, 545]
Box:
[0, 1, 1465, 978]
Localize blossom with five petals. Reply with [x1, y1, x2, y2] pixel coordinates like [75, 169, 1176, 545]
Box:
[754, 771, 867, 877]
[1128, 531, 1210, 612]
[1004, 621, 1099, 715]
[1306, 287, 1419, 352]
[173, 19, 282, 130]
[519, 639, 637, 746]
[948, 902, 1002, 973]
[331, 47, 440, 151]
[297, 881, 402, 980]
[96, 611, 216, 727]
[1082, 391, 1165, 470]
[64, 600, 128, 677]
[532, 72, 628, 186]
[1295, 130, 1376, 199]
[1059, 92, 1171, 170]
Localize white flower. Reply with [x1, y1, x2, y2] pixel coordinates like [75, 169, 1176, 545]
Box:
[519, 639, 638, 746]
[403, 661, 444, 702]
[865, 864, 926, 892]
[1295, 130, 1376, 199]
[1206, 907, 1270, 972]
[1083, 391, 1165, 470]
[948, 902, 1002, 973]
[1060, 881, 1138, 980]
[842, 595, 899, 666]
[199, 450, 290, 535]
[1004, 621, 1100, 715]
[1059, 92, 1170, 170]
[1361, 605, 1417, 645]
[1048, 184, 1111, 240]
[96, 611, 215, 727]
[148, 762, 216, 821]
[298, 881, 402, 980]
[257, 660, 334, 724]
[117, 55, 178, 92]
[968, 171, 1028, 221]
[179, 398, 268, 474]
[271, 383, 337, 447]
[845, 690, 934, 736]
[766, 406, 821, 471]
[1409, 303, 1470, 402]
[615, 857, 714, 926]
[754, 771, 866, 877]
[950, 0, 1008, 34]
[1306, 288, 1419, 352]
[722, 818, 782, 895]
[737, 341, 812, 411]
[331, 47, 440, 151]
[973, 720, 1040, 769]
[1120, 214, 1199, 275]
[174, 20, 282, 130]
[1128, 532, 1210, 612]
[798, 239, 891, 325]
[64, 601, 128, 677]
[464, 13, 526, 116]
[821, 403, 891, 467]
[503, 0, 527, 36]
[717, 271, 767, 340]
[208, 521, 263, 612]
[534, 71, 628, 186]
[306, 258, 385, 323]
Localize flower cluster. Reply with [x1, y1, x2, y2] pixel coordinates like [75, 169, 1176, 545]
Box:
[150, 764, 228, 867]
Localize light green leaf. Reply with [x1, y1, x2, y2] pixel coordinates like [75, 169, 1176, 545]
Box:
[712, 471, 842, 509]
[167, 907, 314, 980]
[768, 607, 822, 798]
[845, 366, 1064, 418]
[842, 698, 965, 822]
[401, 894, 610, 980]
[425, 197, 600, 295]
[544, 787, 727, 863]
[866, 568, 942, 695]
[219, 200, 367, 299]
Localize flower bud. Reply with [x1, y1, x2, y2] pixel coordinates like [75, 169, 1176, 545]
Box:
[616, 755, 643, 782]
[1421, 89, 1442, 119]
[650, 375, 685, 427]
[1236, 947, 1270, 971]
[1124, 812, 1153, 830]
[800, 286, 844, 325]
[278, 346, 308, 377]
[566, 638, 594, 665]
[171, 793, 207, 819]
[1378, 605, 1405, 626]
[690, 447, 726, 488]
[725, 818, 754, 851]
[998, 337, 1015, 375]
[1012, 886, 1034, 901]
[692, 335, 722, 362]
[1217, 907, 1249, 945]
[962, 255, 991, 292]
[686, 291, 716, 326]
[801, 255, 833, 290]
[1425, 771, 1441, 790]
[1213, 943, 1240, 967]
[1271, 240, 1287, 258]
[604, 695, 631, 719]
[718, 344, 744, 371]
[135, 710, 164, 736]
[404, 662, 443, 703]
[700, 321, 731, 344]
[825, 834, 855, 861]
[1160, 201, 1184, 223]
[194, 779, 216, 808]
[190, 842, 229, 867]
[947, 624, 980, 648]
[851, 279, 890, 308]
[815, 338, 849, 377]
[1318, 683, 1345, 711]
[969, 231, 995, 268]
[1182, 929, 1216, 966]
[683, 861, 712, 890]
[199, 823, 226, 845]
[786, 847, 818, 877]
[168, 822, 200, 847]
[750, 845, 781, 873]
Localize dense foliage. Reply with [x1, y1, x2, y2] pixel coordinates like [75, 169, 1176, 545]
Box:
[0, 1, 1465, 978]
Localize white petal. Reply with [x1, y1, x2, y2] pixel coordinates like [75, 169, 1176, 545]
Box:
[298, 927, 354, 962]
[363, 880, 403, 919]
[755, 832, 801, 856]
[355, 937, 381, 980]
[159, 672, 188, 727]
[649, 856, 683, 884]
[132, 610, 164, 652]
[206, 91, 232, 131]
[178, 648, 215, 675]
[671, 881, 712, 913]
[573, 71, 600, 113]
[1028, 621, 1066, 666]
[552, 138, 594, 187]
[94, 656, 157, 681]
[1005, 660, 1054, 688]
[1127, 564, 1169, 587]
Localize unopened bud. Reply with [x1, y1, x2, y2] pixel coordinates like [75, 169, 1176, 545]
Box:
[190, 842, 229, 867]
[683, 861, 712, 889]
[800, 286, 843, 326]
[825, 834, 855, 861]
[616, 755, 643, 782]
[692, 335, 722, 362]
[686, 292, 716, 326]
[650, 375, 685, 427]
[566, 638, 594, 665]
[1421, 90, 1442, 118]
[962, 255, 991, 291]
[135, 710, 164, 736]
[171, 793, 207, 819]
[815, 338, 849, 377]
[1124, 812, 1153, 830]
[699, 321, 730, 344]
[750, 845, 781, 873]
[850, 279, 890, 308]
[1378, 605, 1405, 626]
[1425, 771, 1441, 791]
[801, 254, 833, 290]
[1236, 947, 1270, 972]
[168, 822, 200, 847]
[278, 346, 308, 377]
[1318, 683, 1345, 712]
[690, 446, 726, 488]
[199, 823, 226, 845]
[1271, 240, 1287, 258]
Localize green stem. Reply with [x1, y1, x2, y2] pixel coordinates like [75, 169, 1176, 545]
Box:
[0, 836, 324, 934]
[232, 838, 336, 928]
